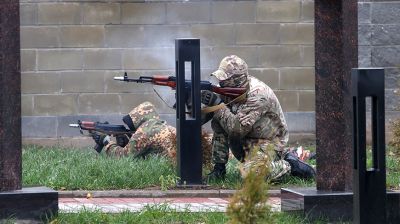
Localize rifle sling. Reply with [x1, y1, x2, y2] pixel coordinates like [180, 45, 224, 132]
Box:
[201, 90, 248, 114]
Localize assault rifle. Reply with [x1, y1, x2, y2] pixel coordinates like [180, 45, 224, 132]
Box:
[69, 120, 134, 153]
[114, 72, 247, 99]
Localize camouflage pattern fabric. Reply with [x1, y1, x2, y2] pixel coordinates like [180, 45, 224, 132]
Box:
[128, 101, 160, 129]
[105, 102, 176, 158]
[211, 119, 229, 164]
[212, 118, 291, 181]
[103, 101, 213, 166]
[209, 55, 291, 181]
[212, 55, 249, 88]
[240, 148, 291, 181]
[212, 55, 248, 80]
[240, 139, 291, 180]
[214, 75, 289, 146]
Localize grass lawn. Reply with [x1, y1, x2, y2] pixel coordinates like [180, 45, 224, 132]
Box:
[23, 206, 336, 224]
[22, 145, 315, 190]
[22, 145, 400, 191]
[51, 211, 333, 224]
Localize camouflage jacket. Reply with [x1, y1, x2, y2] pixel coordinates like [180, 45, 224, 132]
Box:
[105, 118, 177, 158]
[103, 102, 176, 158]
[214, 76, 289, 147]
[103, 102, 213, 166]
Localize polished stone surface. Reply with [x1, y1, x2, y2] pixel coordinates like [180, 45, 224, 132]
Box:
[0, 187, 58, 220]
[0, 0, 22, 191]
[315, 0, 358, 191]
[175, 39, 203, 185]
[281, 187, 353, 221]
[352, 69, 387, 223]
[281, 187, 400, 223]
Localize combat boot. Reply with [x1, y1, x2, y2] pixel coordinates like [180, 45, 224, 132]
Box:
[284, 152, 316, 179]
[206, 163, 227, 181]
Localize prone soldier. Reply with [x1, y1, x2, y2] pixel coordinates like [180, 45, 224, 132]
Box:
[91, 101, 212, 166]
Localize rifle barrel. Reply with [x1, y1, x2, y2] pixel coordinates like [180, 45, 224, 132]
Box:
[113, 76, 125, 81]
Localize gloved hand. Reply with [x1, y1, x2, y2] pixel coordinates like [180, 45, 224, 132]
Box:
[91, 132, 110, 153]
[201, 90, 222, 106]
[116, 134, 130, 147]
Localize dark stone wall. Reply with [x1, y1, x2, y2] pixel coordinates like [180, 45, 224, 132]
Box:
[0, 0, 22, 191]
[358, 0, 400, 113]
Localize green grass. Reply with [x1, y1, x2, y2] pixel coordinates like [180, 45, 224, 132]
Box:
[42, 207, 336, 224]
[364, 146, 400, 190]
[22, 144, 246, 190]
[23, 145, 175, 190]
[22, 144, 400, 191]
[387, 148, 400, 189]
[51, 205, 227, 224]
[22, 145, 313, 190]
[2, 205, 348, 224]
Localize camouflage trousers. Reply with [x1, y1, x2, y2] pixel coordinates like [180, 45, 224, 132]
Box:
[211, 119, 291, 181]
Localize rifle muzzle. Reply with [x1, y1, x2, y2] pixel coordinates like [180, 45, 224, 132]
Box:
[113, 76, 125, 81]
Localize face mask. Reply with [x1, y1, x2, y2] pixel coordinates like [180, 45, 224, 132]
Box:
[219, 73, 248, 88]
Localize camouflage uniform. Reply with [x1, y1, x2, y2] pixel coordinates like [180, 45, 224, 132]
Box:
[103, 102, 213, 166]
[209, 55, 291, 181]
[104, 102, 177, 159]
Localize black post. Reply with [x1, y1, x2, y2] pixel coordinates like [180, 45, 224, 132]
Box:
[175, 39, 202, 185]
[352, 68, 386, 224]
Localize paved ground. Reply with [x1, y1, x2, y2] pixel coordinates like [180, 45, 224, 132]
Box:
[59, 197, 281, 213]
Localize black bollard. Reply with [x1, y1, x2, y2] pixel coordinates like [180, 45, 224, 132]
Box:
[175, 39, 202, 185]
[352, 68, 386, 224]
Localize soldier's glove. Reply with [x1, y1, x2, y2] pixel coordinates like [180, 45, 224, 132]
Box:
[201, 90, 222, 106]
[116, 134, 130, 147]
[91, 132, 111, 153]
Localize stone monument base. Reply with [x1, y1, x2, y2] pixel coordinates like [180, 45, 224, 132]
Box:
[0, 186, 58, 221]
[281, 187, 400, 222]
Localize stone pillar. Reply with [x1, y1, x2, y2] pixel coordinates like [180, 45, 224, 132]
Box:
[175, 39, 203, 185]
[352, 68, 387, 224]
[282, 2, 400, 222]
[0, 0, 22, 191]
[0, 2, 58, 220]
[315, 0, 358, 191]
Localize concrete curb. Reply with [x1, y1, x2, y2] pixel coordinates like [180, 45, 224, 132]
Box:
[58, 189, 281, 198]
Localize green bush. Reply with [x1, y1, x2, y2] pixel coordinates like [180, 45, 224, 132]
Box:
[226, 148, 275, 224]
